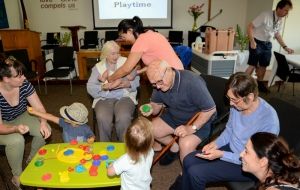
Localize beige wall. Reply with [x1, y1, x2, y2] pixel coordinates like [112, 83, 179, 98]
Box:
[4, 0, 247, 44]
[3, 0, 299, 52]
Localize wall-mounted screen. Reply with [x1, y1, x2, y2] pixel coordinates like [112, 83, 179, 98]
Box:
[92, 0, 173, 29]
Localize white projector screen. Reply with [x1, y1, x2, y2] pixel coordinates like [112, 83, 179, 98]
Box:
[92, 0, 173, 29]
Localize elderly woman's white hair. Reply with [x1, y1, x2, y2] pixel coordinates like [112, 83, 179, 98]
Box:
[100, 40, 120, 61]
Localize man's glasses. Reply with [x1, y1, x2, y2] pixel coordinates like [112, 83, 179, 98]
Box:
[152, 68, 167, 87]
[226, 94, 244, 104]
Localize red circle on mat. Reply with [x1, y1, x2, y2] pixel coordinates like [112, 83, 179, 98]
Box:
[38, 149, 47, 155]
[42, 173, 52, 181]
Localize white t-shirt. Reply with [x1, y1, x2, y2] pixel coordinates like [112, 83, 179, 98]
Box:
[252, 10, 283, 42]
[113, 149, 154, 190]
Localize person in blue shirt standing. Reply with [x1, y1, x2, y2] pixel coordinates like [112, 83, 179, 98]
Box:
[179, 72, 280, 190]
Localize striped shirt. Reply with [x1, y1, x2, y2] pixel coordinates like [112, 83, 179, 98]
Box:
[0, 80, 35, 121]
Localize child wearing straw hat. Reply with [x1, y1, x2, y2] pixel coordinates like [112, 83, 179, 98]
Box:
[28, 102, 95, 143]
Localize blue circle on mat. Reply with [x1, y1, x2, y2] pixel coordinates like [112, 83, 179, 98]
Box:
[64, 149, 74, 156]
[101, 155, 109, 160]
[107, 145, 115, 151]
[93, 160, 101, 166]
[75, 165, 85, 173]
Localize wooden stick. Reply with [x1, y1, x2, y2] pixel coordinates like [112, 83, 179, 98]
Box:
[152, 112, 201, 166]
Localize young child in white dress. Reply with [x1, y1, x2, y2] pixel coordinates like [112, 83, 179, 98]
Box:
[107, 116, 154, 190]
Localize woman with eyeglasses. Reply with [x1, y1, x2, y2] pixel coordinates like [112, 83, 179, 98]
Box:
[107, 16, 184, 83]
[241, 132, 300, 190]
[180, 72, 280, 190]
[0, 54, 51, 189]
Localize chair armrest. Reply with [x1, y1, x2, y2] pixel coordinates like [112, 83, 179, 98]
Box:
[29, 59, 38, 73]
[100, 38, 105, 47]
[79, 38, 84, 47]
[40, 39, 47, 46]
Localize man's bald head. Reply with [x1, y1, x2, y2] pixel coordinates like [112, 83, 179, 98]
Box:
[146, 60, 169, 83]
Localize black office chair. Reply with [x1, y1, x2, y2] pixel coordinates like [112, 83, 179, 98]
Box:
[41, 32, 60, 50]
[43, 46, 75, 95]
[4, 49, 41, 92]
[200, 74, 230, 146]
[271, 51, 300, 96]
[79, 31, 99, 49]
[100, 31, 119, 46]
[168, 30, 183, 47]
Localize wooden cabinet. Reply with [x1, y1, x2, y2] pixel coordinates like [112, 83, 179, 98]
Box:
[0, 29, 43, 73]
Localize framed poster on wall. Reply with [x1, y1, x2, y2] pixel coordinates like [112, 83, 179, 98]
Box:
[0, 0, 9, 29]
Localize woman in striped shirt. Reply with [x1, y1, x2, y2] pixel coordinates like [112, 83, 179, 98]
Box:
[0, 54, 51, 189]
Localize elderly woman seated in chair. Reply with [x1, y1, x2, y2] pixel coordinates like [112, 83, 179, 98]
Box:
[87, 41, 140, 142]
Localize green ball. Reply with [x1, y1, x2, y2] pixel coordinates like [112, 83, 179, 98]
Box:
[142, 105, 151, 112]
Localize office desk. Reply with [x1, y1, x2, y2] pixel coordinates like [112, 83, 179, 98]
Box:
[285, 54, 300, 68]
[77, 50, 130, 80]
[20, 142, 125, 188]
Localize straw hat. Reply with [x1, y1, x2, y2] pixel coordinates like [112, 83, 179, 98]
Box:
[59, 102, 88, 125]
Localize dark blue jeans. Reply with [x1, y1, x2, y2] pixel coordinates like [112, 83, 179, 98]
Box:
[182, 144, 256, 190]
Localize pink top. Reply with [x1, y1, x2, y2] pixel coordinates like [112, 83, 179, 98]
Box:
[131, 31, 184, 70]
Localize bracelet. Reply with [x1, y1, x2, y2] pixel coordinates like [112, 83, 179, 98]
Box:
[283, 45, 287, 49]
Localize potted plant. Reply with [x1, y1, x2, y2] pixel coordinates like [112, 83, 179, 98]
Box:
[236, 24, 249, 52]
[55, 32, 71, 46]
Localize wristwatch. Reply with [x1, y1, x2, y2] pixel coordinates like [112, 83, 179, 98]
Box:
[192, 125, 198, 132]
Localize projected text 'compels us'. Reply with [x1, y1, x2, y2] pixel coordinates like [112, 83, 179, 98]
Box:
[113, 2, 152, 9]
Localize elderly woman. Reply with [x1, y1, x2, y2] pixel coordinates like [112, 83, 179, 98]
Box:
[87, 41, 140, 142]
[240, 132, 300, 190]
[0, 54, 51, 188]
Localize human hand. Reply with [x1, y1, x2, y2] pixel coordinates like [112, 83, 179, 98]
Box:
[101, 82, 110, 91]
[27, 106, 35, 114]
[284, 47, 294, 54]
[40, 123, 51, 139]
[174, 125, 194, 137]
[139, 104, 153, 117]
[15, 124, 29, 134]
[250, 41, 256, 49]
[87, 136, 95, 144]
[195, 149, 223, 160]
[202, 141, 218, 153]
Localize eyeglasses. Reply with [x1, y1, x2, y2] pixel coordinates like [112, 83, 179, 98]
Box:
[152, 68, 167, 87]
[226, 94, 244, 104]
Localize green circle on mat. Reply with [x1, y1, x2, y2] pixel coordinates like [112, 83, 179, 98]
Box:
[142, 105, 151, 112]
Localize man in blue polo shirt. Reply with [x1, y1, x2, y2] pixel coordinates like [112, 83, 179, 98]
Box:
[140, 60, 216, 165]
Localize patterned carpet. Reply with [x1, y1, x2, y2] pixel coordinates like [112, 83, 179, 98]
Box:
[0, 80, 299, 190]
